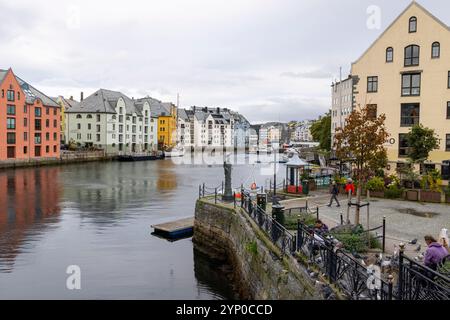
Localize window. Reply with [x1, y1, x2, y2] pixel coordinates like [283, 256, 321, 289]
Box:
[420, 164, 436, 175]
[7, 147, 15, 158]
[86, 114, 92, 119]
[35, 119, 42, 130]
[54, 119, 57, 128]
[447, 102, 450, 119]
[402, 73, 421, 96]
[96, 125, 101, 132]
[97, 114, 101, 122]
[53, 108, 57, 116]
[35, 107, 41, 117]
[401, 103, 420, 127]
[7, 105, 15, 115]
[46, 132, 50, 141]
[34, 133, 41, 144]
[24, 132, 28, 141]
[405, 45, 420, 66]
[77, 123, 81, 130]
[7, 132, 16, 144]
[367, 105, 377, 119]
[96, 134, 101, 142]
[35, 146, 41, 157]
[399, 134, 410, 157]
[46, 119, 50, 128]
[448, 71, 450, 89]
[17, 92, 20, 100]
[432, 42, 440, 58]
[24, 146, 28, 154]
[386, 47, 394, 62]
[53, 145, 57, 153]
[46, 107, 49, 115]
[447, 134, 450, 152]
[409, 17, 417, 33]
[88, 123, 91, 130]
[23, 105, 27, 113]
[367, 76, 378, 93]
[7, 118, 15, 129]
[24, 118, 28, 127]
[7, 90, 15, 101]
[76, 114, 82, 119]
[46, 146, 49, 153]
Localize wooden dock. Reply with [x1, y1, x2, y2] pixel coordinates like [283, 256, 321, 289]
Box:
[151, 217, 194, 240]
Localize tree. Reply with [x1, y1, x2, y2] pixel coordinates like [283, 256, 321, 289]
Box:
[406, 124, 439, 166]
[310, 111, 331, 151]
[334, 105, 389, 225]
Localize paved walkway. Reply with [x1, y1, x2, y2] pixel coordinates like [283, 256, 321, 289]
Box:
[280, 192, 450, 258]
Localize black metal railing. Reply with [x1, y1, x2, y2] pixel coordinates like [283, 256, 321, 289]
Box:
[198, 183, 450, 300]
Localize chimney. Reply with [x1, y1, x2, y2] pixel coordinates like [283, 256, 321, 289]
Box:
[80, 92, 84, 101]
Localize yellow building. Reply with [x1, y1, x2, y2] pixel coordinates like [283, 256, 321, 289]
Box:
[158, 102, 177, 150]
[55, 95, 80, 144]
[351, 1, 450, 180]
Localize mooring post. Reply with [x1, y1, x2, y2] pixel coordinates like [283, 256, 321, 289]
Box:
[382, 216, 386, 253]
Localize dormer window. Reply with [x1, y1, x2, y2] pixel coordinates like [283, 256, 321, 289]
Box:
[432, 42, 440, 59]
[386, 47, 394, 62]
[409, 17, 417, 33]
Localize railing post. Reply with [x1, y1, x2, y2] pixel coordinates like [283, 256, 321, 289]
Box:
[241, 188, 244, 208]
[233, 192, 236, 208]
[316, 207, 319, 220]
[398, 243, 405, 300]
[215, 188, 217, 204]
[382, 216, 386, 253]
[222, 181, 224, 193]
[199, 185, 201, 199]
[388, 274, 394, 300]
[340, 213, 343, 225]
[202, 183, 205, 197]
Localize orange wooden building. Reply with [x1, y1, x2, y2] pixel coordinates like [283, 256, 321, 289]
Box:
[0, 68, 61, 161]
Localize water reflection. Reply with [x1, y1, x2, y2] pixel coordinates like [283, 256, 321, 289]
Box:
[0, 167, 61, 273]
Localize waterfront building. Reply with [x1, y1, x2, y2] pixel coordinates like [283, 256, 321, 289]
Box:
[351, 1, 450, 180]
[65, 89, 153, 154]
[331, 76, 354, 145]
[293, 120, 314, 142]
[55, 95, 80, 144]
[0, 68, 61, 161]
[158, 102, 177, 150]
[177, 106, 249, 151]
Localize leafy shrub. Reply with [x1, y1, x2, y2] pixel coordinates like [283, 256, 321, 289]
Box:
[384, 183, 404, 199]
[246, 241, 258, 255]
[420, 169, 442, 192]
[366, 177, 385, 192]
[331, 228, 381, 253]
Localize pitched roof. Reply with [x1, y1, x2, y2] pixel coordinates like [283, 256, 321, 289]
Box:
[67, 89, 140, 115]
[0, 68, 59, 107]
[177, 108, 189, 121]
[352, 1, 450, 65]
[135, 97, 170, 117]
[56, 96, 81, 112]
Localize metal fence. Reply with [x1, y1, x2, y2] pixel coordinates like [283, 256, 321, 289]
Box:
[198, 183, 450, 300]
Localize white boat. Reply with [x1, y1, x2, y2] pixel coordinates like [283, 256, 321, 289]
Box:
[165, 145, 185, 157]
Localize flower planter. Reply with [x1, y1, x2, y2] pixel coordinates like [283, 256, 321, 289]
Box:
[420, 190, 442, 203]
[369, 190, 385, 198]
[406, 190, 419, 201]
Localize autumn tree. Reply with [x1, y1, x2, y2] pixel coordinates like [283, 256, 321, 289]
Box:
[334, 105, 389, 225]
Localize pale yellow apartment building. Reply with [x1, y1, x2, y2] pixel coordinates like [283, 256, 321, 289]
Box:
[351, 1, 450, 181]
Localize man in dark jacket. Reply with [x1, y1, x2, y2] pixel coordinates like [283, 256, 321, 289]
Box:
[327, 181, 340, 207]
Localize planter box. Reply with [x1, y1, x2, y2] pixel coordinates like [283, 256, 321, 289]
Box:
[420, 191, 442, 203]
[446, 195, 450, 203]
[369, 190, 385, 198]
[406, 190, 419, 201]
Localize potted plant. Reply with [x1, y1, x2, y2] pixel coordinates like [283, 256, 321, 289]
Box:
[366, 176, 385, 198]
[420, 170, 443, 203]
[445, 186, 450, 204]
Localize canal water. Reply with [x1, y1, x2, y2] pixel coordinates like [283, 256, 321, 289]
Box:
[0, 153, 280, 299]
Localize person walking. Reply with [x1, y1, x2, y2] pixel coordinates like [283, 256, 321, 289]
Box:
[423, 235, 448, 270]
[327, 181, 340, 207]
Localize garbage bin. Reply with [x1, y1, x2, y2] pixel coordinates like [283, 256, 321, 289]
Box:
[271, 204, 285, 242]
[256, 193, 267, 212]
[302, 180, 309, 195]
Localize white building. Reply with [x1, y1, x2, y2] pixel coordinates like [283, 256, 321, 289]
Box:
[65, 89, 156, 154]
[331, 76, 354, 145]
[293, 120, 314, 142]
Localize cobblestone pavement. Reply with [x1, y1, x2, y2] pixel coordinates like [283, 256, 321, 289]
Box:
[280, 192, 450, 257]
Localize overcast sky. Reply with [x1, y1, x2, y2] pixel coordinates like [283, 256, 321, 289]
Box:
[1, 0, 449, 123]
